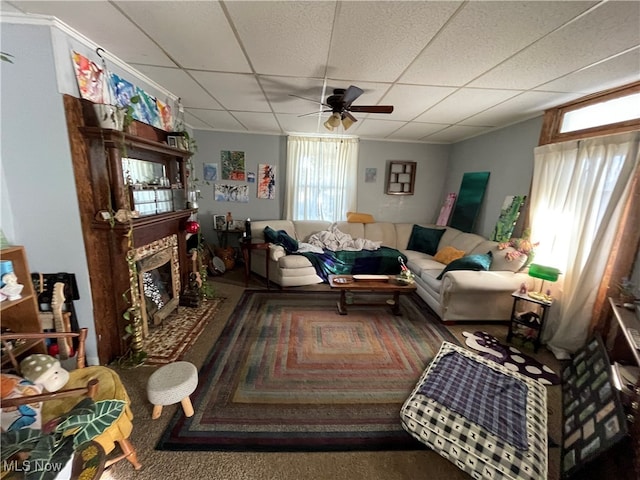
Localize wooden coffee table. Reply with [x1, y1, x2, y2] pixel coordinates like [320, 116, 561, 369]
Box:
[328, 274, 417, 315]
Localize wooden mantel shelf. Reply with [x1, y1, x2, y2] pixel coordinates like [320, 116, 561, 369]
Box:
[79, 126, 192, 159]
[92, 209, 197, 232]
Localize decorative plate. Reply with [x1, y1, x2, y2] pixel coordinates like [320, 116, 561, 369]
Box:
[333, 276, 354, 284]
[212, 256, 226, 275]
[353, 274, 389, 282]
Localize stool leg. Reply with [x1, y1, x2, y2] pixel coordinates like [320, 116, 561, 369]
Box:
[152, 404, 163, 419]
[118, 438, 142, 470]
[181, 397, 194, 417]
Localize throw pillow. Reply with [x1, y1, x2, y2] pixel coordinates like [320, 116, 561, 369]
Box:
[1, 374, 43, 431]
[433, 246, 466, 265]
[406, 225, 445, 256]
[437, 251, 493, 280]
[346, 212, 375, 223]
[263, 226, 299, 253]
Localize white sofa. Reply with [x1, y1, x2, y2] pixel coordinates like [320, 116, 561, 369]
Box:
[247, 220, 529, 323]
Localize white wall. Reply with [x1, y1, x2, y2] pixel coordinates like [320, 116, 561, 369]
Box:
[443, 117, 544, 238]
[0, 23, 98, 363]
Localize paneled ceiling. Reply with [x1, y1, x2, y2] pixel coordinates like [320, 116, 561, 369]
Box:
[3, 1, 640, 143]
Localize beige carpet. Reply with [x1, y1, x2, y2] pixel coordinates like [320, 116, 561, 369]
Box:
[105, 269, 562, 480]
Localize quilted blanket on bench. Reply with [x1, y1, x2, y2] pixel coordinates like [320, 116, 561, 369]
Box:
[299, 247, 406, 282]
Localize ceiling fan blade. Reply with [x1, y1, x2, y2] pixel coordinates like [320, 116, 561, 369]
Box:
[289, 94, 330, 108]
[341, 85, 364, 106]
[298, 109, 331, 118]
[343, 111, 358, 123]
[349, 105, 394, 114]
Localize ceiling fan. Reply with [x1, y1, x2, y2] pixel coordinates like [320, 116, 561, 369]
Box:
[292, 85, 394, 131]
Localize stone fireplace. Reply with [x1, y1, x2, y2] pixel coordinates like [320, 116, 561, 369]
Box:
[130, 234, 181, 337]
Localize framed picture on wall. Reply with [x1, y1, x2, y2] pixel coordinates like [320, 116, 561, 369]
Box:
[214, 214, 227, 230]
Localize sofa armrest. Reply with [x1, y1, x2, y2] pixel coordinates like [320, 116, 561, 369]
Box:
[268, 244, 287, 261]
[441, 270, 528, 293]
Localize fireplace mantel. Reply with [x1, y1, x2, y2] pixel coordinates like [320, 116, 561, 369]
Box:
[64, 95, 196, 363]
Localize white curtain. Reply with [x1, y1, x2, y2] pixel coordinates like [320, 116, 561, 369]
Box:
[285, 135, 358, 221]
[531, 131, 640, 358]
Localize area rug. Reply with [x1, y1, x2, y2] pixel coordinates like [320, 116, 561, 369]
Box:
[143, 298, 224, 365]
[462, 331, 560, 385]
[157, 290, 458, 452]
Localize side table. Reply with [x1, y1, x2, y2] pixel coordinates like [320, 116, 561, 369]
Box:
[240, 240, 271, 289]
[506, 290, 553, 352]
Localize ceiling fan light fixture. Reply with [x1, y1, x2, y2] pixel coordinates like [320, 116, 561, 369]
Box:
[328, 112, 341, 128]
[323, 117, 335, 131]
[341, 115, 355, 130]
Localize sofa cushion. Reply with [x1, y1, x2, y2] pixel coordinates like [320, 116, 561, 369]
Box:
[264, 226, 299, 253]
[433, 246, 465, 265]
[437, 252, 493, 280]
[333, 221, 365, 241]
[364, 222, 398, 248]
[251, 220, 296, 242]
[293, 221, 332, 242]
[447, 232, 487, 254]
[279, 254, 313, 269]
[407, 225, 445, 255]
[406, 255, 445, 278]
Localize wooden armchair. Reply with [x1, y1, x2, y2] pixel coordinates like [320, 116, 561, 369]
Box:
[0, 328, 141, 471]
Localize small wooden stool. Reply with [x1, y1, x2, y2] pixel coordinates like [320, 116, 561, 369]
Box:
[147, 361, 198, 420]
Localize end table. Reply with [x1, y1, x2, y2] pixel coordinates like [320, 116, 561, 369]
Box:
[506, 290, 553, 352]
[240, 240, 271, 289]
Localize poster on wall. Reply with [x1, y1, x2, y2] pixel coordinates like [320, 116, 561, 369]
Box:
[221, 151, 246, 180]
[490, 195, 527, 242]
[155, 98, 173, 131]
[449, 172, 490, 233]
[135, 86, 161, 127]
[214, 184, 249, 203]
[365, 168, 377, 183]
[247, 172, 256, 183]
[71, 51, 104, 103]
[257, 164, 276, 199]
[204, 163, 218, 181]
[436, 193, 457, 226]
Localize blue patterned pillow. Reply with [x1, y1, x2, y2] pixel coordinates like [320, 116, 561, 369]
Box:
[437, 252, 492, 280]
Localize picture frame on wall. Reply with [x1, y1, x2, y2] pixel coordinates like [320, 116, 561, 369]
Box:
[214, 214, 227, 230]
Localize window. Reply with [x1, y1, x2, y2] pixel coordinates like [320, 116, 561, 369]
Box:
[285, 135, 358, 221]
[539, 81, 640, 145]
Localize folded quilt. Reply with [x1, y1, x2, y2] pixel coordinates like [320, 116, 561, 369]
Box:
[299, 247, 406, 282]
[307, 224, 381, 251]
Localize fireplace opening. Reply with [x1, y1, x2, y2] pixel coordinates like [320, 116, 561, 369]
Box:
[130, 235, 181, 337]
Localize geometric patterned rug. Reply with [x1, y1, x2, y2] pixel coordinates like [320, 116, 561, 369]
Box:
[156, 290, 458, 451]
[142, 298, 224, 365]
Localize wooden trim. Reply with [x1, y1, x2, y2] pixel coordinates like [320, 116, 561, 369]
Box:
[539, 81, 640, 145]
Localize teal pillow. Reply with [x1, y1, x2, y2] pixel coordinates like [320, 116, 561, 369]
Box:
[263, 226, 299, 253]
[407, 225, 445, 256]
[436, 252, 493, 280]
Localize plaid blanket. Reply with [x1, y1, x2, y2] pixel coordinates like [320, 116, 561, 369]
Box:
[418, 351, 529, 450]
[299, 247, 406, 282]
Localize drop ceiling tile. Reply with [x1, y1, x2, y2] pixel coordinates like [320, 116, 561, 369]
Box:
[115, 1, 250, 72]
[259, 76, 328, 114]
[186, 109, 245, 132]
[387, 122, 448, 141]
[225, 1, 334, 77]
[382, 85, 457, 121]
[415, 88, 521, 124]
[463, 91, 583, 126]
[132, 65, 222, 109]
[190, 71, 271, 112]
[423, 125, 490, 143]
[329, 1, 462, 83]
[232, 112, 282, 134]
[470, 1, 640, 90]
[184, 110, 215, 130]
[401, 1, 597, 86]
[535, 47, 640, 94]
[12, 1, 174, 67]
[0, 2, 22, 13]
[276, 113, 327, 135]
[350, 119, 408, 139]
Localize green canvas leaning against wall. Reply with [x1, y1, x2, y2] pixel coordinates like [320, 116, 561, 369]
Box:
[490, 195, 527, 242]
[449, 172, 491, 233]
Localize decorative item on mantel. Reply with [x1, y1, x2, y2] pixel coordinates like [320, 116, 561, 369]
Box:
[0, 272, 23, 301]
